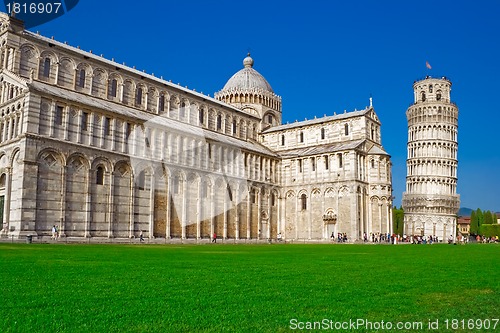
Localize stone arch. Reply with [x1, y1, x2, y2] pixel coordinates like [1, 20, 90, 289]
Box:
[132, 165, 153, 238]
[324, 187, 335, 197]
[147, 86, 158, 112]
[152, 164, 169, 238]
[57, 56, 76, 88]
[135, 82, 148, 107]
[185, 171, 201, 238]
[38, 50, 58, 82]
[122, 78, 136, 105]
[91, 156, 112, 173]
[75, 62, 91, 90]
[262, 110, 276, 126]
[168, 168, 185, 238]
[7, 147, 20, 167]
[35, 149, 64, 236]
[19, 43, 40, 78]
[239, 119, 247, 138]
[107, 72, 123, 99]
[178, 99, 189, 120]
[91, 68, 108, 98]
[112, 160, 132, 237]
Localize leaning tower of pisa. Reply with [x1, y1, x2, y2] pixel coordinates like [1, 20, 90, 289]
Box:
[402, 76, 460, 241]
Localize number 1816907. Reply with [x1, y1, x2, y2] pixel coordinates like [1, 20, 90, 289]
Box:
[444, 319, 498, 330]
[6, 2, 62, 14]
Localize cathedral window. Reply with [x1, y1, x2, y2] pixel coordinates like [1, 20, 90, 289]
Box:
[199, 109, 204, 125]
[43, 58, 51, 77]
[136, 87, 143, 106]
[371, 125, 375, 140]
[421, 91, 426, 102]
[232, 119, 237, 134]
[104, 117, 111, 136]
[110, 79, 118, 97]
[268, 114, 273, 124]
[125, 122, 132, 139]
[371, 159, 375, 168]
[344, 124, 349, 136]
[298, 159, 303, 173]
[159, 95, 165, 112]
[299, 131, 304, 143]
[81, 112, 88, 131]
[54, 105, 64, 126]
[338, 153, 343, 168]
[0, 174, 5, 188]
[321, 128, 325, 140]
[96, 166, 104, 185]
[250, 189, 256, 204]
[324, 155, 329, 170]
[429, 84, 433, 93]
[300, 193, 307, 210]
[208, 143, 212, 159]
[311, 157, 316, 171]
[281, 134, 285, 146]
[436, 91, 442, 101]
[271, 193, 276, 206]
[216, 114, 222, 130]
[78, 69, 86, 88]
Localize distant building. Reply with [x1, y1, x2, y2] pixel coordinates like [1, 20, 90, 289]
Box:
[0, 13, 392, 241]
[457, 217, 470, 236]
[402, 76, 460, 240]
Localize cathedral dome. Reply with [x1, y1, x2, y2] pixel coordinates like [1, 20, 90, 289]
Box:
[222, 54, 274, 93]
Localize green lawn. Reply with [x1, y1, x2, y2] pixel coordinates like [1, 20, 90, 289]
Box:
[0, 243, 498, 332]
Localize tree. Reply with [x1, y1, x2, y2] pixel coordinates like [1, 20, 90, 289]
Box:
[476, 208, 484, 231]
[484, 210, 493, 225]
[470, 210, 478, 235]
[392, 206, 404, 236]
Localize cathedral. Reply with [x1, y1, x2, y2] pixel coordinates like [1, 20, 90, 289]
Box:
[0, 13, 393, 241]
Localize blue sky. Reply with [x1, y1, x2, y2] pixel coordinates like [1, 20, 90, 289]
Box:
[3, 0, 499, 212]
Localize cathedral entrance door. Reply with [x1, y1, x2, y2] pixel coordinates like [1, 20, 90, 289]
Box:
[326, 223, 335, 240]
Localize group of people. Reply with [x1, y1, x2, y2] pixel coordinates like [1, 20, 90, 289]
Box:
[473, 235, 499, 243]
[330, 232, 349, 243]
[363, 232, 393, 243]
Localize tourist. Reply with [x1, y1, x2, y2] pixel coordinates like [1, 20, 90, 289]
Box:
[51, 225, 56, 240]
[212, 232, 217, 243]
[140, 230, 144, 242]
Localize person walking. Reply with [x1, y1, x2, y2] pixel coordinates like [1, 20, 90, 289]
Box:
[212, 232, 217, 243]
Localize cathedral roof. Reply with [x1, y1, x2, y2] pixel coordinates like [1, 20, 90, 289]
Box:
[368, 145, 389, 156]
[278, 139, 365, 158]
[221, 54, 274, 93]
[262, 108, 372, 133]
